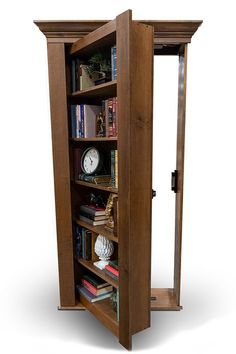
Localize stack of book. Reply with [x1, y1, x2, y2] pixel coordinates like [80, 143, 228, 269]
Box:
[100, 97, 117, 137]
[77, 274, 113, 303]
[79, 204, 108, 226]
[105, 260, 119, 281]
[78, 173, 111, 184]
[71, 104, 101, 138]
[111, 149, 118, 188]
[74, 226, 94, 260]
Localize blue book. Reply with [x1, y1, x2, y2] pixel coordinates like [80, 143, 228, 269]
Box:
[111, 45, 117, 80]
[77, 285, 113, 302]
[71, 105, 77, 138]
[80, 104, 84, 138]
[75, 226, 82, 257]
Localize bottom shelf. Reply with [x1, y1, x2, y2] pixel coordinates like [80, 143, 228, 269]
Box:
[150, 288, 182, 311]
[58, 288, 182, 312]
[80, 294, 119, 337]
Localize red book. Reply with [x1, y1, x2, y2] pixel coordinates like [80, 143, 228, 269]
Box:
[105, 265, 119, 277]
[81, 279, 97, 295]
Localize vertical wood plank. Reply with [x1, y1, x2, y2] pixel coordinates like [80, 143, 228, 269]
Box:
[117, 9, 132, 350]
[47, 43, 75, 306]
[130, 21, 153, 335]
[174, 44, 188, 305]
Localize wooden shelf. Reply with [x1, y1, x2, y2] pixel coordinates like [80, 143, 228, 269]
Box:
[80, 294, 118, 337]
[58, 300, 85, 311]
[74, 218, 118, 243]
[77, 257, 119, 289]
[74, 180, 118, 193]
[70, 80, 116, 100]
[71, 137, 117, 142]
[150, 288, 182, 311]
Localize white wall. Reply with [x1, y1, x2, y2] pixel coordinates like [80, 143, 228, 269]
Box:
[0, 0, 235, 353]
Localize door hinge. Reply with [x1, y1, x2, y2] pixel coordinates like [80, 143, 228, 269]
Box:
[171, 170, 178, 193]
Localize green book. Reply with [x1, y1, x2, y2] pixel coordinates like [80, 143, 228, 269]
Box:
[109, 260, 118, 270]
[83, 274, 109, 289]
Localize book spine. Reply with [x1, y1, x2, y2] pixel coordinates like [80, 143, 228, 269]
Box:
[113, 45, 117, 80]
[112, 97, 116, 137]
[76, 57, 80, 91]
[108, 98, 113, 137]
[111, 150, 115, 187]
[71, 105, 76, 138]
[82, 279, 97, 295]
[80, 104, 84, 137]
[111, 46, 114, 81]
[85, 230, 92, 260]
[105, 265, 119, 277]
[75, 226, 82, 257]
[104, 269, 119, 280]
[115, 150, 118, 188]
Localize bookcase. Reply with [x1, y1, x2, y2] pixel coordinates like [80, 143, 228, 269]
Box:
[34, 10, 202, 350]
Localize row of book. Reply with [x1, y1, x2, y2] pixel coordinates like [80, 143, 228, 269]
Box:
[111, 149, 118, 188]
[79, 204, 108, 227]
[77, 273, 113, 303]
[75, 225, 94, 260]
[70, 98, 117, 139]
[104, 260, 119, 281]
[71, 45, 117, 93]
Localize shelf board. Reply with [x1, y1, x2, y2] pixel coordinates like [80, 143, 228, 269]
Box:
[69, 18, 116, 56]
[150, 288, 182, 311]
[58, 300, 85, 311]
[74, 179, 118, 193]
[71, 137, 117, 142]
[74, 218, 118, 243]
[80, 293, 118, 337]
[77, 257, 119, 289]
[70, 80, 116, 100]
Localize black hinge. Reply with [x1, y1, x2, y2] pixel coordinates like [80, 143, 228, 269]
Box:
[171, 170, 178, 193]
[152, 189, 156, 198]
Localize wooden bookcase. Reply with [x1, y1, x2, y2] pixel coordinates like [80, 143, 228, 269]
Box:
[34, 10, 202, 350]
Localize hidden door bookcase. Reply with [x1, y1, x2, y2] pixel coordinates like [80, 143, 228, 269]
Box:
[34, 10, 202, 350]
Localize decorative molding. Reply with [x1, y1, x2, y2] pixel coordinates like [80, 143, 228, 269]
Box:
[34, 20, 202, 44]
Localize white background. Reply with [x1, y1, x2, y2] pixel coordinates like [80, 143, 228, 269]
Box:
[0, 0, 236, 353]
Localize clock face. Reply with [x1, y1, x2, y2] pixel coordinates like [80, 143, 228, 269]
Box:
[81, 147, 101, 175]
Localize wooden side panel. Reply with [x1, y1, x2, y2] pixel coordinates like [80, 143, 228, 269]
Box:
[174, 44, 188, 305]
[130, 22, 153, 334]
[117, 10, 132, 350]
[47, 43, 75, 306]
[117, 10, 153, 349]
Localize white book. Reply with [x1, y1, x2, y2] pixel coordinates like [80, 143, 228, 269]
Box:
[84, 105, 101, 138]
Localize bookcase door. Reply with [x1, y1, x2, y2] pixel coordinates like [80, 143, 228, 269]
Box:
[69, 10, 153, 350]
[116, 11, 153, 350]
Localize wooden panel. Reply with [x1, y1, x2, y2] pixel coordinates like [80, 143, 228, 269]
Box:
[80, 295, 119, 337]
[117, 10, 153, 349]
[77, 258, 119, 289]
[47, 43, 75, 306]
[174, 44, 188, 306]
[74, 180, 118, 193]
[151, 288, 182, 311]
[116, 9, 132, 350]
[129, 22, 153, 335]
[70, 19, 116, 56]
[58, 300, 85, 310]
[70, 80, 117, 100]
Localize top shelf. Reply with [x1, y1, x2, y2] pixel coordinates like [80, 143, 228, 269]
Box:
[70, 19, 116, 57]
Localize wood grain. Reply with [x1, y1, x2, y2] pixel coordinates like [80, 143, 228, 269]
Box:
[47, 43, 75, 306]
[174, 44, 188, 306]
[74, 218, 118, 243]
[74, 180, 118, 193]
[151, 288, 182, 311]
[70, 80, 117, 101]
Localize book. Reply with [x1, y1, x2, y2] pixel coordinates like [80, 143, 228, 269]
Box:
[75, 225, 82, 257]
[111, 45, 117, 80]
[80, 215, 108, 226]
[111, 150, 118, 187]
[70, 105, 77, 138]
[77, 285, 112, 303]
[109, 260, 118, 271]
[78, 174, 111, 184]
[71, 57, 80, 92]
[83, 274, 109, 289]
[108, 98, 113, 137]
[74, 148, 82, 179]
[104, 269, 119, 281]
[105, 264, 119, 277]
[81, 278, 113, 296]
[80, 210, 108, 221]
[80, 205, 106, 216]
[112, 97, 117, 136]
[83, 105, 101, 138]
[115, 150, 118, 188]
